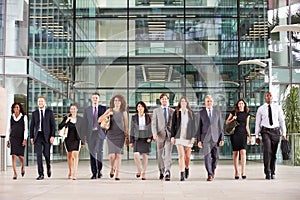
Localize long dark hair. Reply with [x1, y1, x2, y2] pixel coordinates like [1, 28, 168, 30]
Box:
[135, 101, 149, 113]
[175, 96, 193, 119]
[233, 99, 249, 113]
[11, 102, 26, 115]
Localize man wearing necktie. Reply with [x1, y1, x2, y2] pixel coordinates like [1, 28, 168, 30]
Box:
[30, 96, 56, 180]
[152, 93, 174, 181]
[197, 95, 224, 181]
[255, 92, 287, 180]
[83, 92, 107, 179]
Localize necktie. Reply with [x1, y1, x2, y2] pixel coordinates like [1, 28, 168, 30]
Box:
[268, 105, 273, 126]
[209, 109, 212, 122]
[93, 107, 97, 129]
[40, 110, 44, 132]
[163, 108, 167, 123]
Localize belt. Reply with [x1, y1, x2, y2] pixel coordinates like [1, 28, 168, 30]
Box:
[262, 126, 279, 131]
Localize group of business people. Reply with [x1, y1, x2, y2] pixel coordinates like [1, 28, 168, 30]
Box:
[6, 91, 286, 182]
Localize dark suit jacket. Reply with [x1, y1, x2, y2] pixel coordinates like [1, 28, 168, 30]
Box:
[83, 105, 107, 140]
[130, 113, 152, 143]
[30, 108, 56, 143]
[58, 115, 85, 145]
[171, 110, 195, 139]
[197, 108, 224, 143]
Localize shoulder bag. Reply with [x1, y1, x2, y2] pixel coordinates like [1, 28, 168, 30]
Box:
[100, 114, 111, 131]
[58, 125, 68, 140]
[225, 114, 239, 135]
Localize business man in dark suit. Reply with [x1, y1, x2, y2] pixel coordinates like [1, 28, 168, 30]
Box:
[30, 96, 56, 180]
[83, 92, 107, 179]
[197, 95, 224, 181]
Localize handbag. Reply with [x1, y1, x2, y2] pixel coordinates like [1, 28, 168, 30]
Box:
[225, 120, 239, 135]
[58, 125, 68, 140]
[100, 115, 110, 130]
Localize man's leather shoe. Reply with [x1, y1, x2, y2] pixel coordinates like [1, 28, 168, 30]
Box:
[159, 173, 164, 180]
[165, 170, 170, 181]
[97, 172, 102, 178]
[271, 174, 275, 179]
[47, 170, 51, 178]
[36, 175, 44, 180]
[265, 174, 271, 180]
[91, 174, 97, 179]
[207, 175, 213, 181]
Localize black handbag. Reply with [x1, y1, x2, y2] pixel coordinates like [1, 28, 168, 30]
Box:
[281, 140, 291, 160]
[225, 120, 239, 135]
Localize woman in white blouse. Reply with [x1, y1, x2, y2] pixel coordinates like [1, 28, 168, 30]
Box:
[171, 97, 195, 181]
[129, 101, 152, 180]
[6, 103, 28, 180]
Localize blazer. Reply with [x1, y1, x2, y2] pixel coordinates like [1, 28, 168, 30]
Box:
[151, 106, 174, 137]
[130, 113, 152, 143]
[197, 108, 224, 143]
[83, 105, 107, 140]
[30, 108, 56, 143]
[171, 110, 195, 139]
[58, 115, 85, 145]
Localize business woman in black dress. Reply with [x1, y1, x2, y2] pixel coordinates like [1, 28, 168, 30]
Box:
[58, 103, 85, 180]
[6, 103, 28, 179]
[129, 101, 152, 180]
[226, 99, 251, 179]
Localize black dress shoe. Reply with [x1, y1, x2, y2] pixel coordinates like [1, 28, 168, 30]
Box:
[242, 175, 247, 179]
[271, 174, 275, 179]
[265, 174, 271, 180]
[98, 172, 102, 178]
[165, 170, 171, 181]
[159, 173, 164, 180]
[13, 176, 17, 180]
[115, 177, 120, 181]
[47, 170, 51, 178]
[36, 175, 44, 180]
[91, 174, 97, 179]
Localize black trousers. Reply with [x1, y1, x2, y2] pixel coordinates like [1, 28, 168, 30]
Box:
[35, 132, 51, 176]
[261, 127, 281, 175]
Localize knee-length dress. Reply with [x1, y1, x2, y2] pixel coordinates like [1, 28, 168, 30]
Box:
[230, 111, 249, 151]
[107, 111, 125, 154]
[8, 114, 27, 156]
[64, 121, 80, 152]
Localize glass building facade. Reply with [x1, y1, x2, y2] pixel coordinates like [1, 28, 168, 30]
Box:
[1, 0, 300, 165]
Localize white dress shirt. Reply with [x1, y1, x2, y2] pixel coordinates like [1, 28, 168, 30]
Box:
[138, 114, 146, 130]
[6, 113, 28, 142]
[255, 103, 286, 138]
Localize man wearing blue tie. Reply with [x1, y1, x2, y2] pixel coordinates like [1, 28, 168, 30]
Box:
[197, 95, 224, 181]
[152, 93, 174, 181]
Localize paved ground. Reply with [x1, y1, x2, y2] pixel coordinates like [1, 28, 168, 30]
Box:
[0, 160, 300, 200]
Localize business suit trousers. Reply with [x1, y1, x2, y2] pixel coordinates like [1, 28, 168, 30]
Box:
[35, 132, 51, 176]
[261, 128, 280, 176]
[88, 131, 104, 175]
[156, 135, 173, 174]
[203, 141, 219, 176]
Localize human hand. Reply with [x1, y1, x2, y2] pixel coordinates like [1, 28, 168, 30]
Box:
[190, 138, 195, 144]
[22, 139, 27, 146]
[6, 141, 10, 148]
[171, 137, 175, 144]
[50, 136, 55, 144]
[219, 140, 224, 147]
[198, 141, 202, 148]
[152, 135, 158, 141]
[129, 143, 134, 147]
[31, 138, 34, 145]
[256, 138, 261, 145]
[232, 116, 237, 120]
[248, 136, 252, 144]
[147, 138, 151, 143]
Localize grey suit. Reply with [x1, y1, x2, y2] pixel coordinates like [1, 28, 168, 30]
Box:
[83, 105, 107, 176]
[152, 106, 174, 175]
[197, 108, 224, 176]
